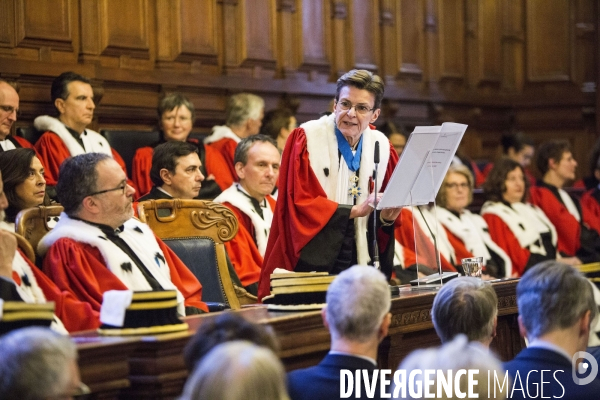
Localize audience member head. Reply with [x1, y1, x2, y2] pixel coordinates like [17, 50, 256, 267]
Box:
[180, 341, 289, 400]
[150, 141, 204, 199]
[432, 277, 498, 347]
[483, 158, 528, 204]
[500, 132, 535, 168]
[157, 93, 195, 142]
[183, 311, 279, 371]
[57, 153, 135, 228]
[436, 165, 474, 212]
[379, 121, 407, 157]
[259, 108, 296, 151]
[234, 135, 280, 202]
[335, 69, 385, 111]
[225, 93, 265, 137]
[325, 266, 391, 349]
[395, 335, 507, 400]
[0, 79, 19, 141]
[0, 149, 47, 223]
[0, 327, 88, 400]
[536, 139, 577, 187]
[51, 72, 95, 133]
[517, 261, 596, 354]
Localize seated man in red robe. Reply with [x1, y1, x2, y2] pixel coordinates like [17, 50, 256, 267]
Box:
[529, 139, 600, 263]
[39, 153, 208, 323]
[258, 69, 402, 299]
[214, 135, 279, 295]
[204, 93, 264, 190]
[0, 80, 35, 152]
[33, 72, 130, 189]
[0, 168, 96, 332]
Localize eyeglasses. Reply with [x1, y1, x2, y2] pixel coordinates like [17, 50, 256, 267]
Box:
[0, 105, 18, 115]
[446, 182, 470, 190]
[336, 100, 376, 115]
[88, 182, 127, 197]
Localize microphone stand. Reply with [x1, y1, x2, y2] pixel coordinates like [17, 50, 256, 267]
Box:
[372, 142, 380, 270]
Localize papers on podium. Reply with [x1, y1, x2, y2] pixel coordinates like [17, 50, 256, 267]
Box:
[377, 122, 468, 209]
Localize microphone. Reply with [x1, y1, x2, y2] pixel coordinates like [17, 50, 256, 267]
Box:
[372, 141, 380, 269]
[374, 141, 380, 164]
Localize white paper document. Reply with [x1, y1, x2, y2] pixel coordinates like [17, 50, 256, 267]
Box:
[377, 122, 467, 209]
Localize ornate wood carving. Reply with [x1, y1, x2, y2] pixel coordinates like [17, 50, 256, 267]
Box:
[331, 1, 347, 19]
[277, 0, 296, 13]
[190, 206, 237, 243]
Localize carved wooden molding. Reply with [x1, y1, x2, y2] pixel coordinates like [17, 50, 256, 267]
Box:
[277, 0, 296, 13]
[391, 308, 431, 327]
[190, 204, 237, 242]
[217, 0, 238, 5]
[497, 294, 517, 309]
[331, 1, 347, 20]
[380, 9, 394, 27]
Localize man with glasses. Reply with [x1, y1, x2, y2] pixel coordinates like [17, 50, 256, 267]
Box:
[38, 153, 208, 324]
[204, 93, 265, 190]
[33, 72, 131, 189]
[0, 79, 36, 151]
[258, 69, 402, 300]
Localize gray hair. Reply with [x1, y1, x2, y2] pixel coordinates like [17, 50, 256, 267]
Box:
[336, 70, 385, 110]
[157, 92, 196, 121]
[233, 134, 279, 166]
[0, 327, 77, 400]
[179, 341, 289, 400]
[325, 265, 391, 341]
[56, 152, 111, 216]
[395, 335, 507, 400]
[517, 260, 597, 339]
[432, 277, 498, 344]
[226, 93, 265, 127]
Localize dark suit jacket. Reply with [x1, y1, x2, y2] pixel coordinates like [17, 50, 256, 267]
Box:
[288, 353, 384, 400]
[0, 277, 23, 301]
[504, 347, 600, 400]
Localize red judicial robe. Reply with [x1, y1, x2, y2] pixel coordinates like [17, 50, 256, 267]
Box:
[41, 234, 207, 317]
[206, 137, 238, 190]
[581, 188, 600, 234]
[258, 116, 398, 300]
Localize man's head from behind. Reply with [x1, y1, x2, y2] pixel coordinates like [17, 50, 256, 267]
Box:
[150, 141, 204, 199]
[57, 153, 135, 228]
[517, 261, 596, 350]
[51, 71, 95, 133]
[324, 265, 391, 343]
[234, 135, 280, 202]
[226, 93, 265, 137]
[0, 80, 19, 141]
[0, 327, 87, 400]
[432, 277, 498, 347]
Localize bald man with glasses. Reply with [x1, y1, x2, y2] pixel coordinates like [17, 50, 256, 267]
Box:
[0, 80, 36, 152]
[39, 153, 208, 325]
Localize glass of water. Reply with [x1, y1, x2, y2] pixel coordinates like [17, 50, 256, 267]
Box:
[461, 257, 483, 278]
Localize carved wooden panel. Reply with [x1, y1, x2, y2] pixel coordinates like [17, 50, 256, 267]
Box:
[351, 0, 378, 71]
[500, 0, 525, 91]
[15, 0, 74, 51]
[241, 0, 276, 68]
[0, 0, 15, 48]
[378, 0, 397, 79]
[526, 0, 570, 82]
[437, 0, 465, 80]
[100, 0, 151, 58]
[156, 0, 218, 64]
[572, 0, 597, 88]
[479, 0, 501, 82]
[330, 0, 351, 76]
[299, 0, 331, 72]
[397, 0, 423, 78]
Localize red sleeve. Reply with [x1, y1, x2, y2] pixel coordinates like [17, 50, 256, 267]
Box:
[22, 250, 99, 332]
[581, 190, 600, 235]
[13, 135, 35, 149]
[482, 213, 529, 277]
[444, 228, 475, 263]
[132, 147, 154, 198]
[471, 161, 486, 188]
[155, 237, 208, 312]
[204, 145, 232, 191]
[208, 139, 238, 190]
[573, 180, 586, 189]
[529, 186, 580, 256]
[34, 132, 72, 186]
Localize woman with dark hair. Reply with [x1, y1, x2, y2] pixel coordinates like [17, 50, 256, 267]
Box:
[0, 148, 50, 231]
[480, 158, 578, 276]
[482, 131, 536, 185]
[259, 108, 296, 152]
[131, 93, 226, 199]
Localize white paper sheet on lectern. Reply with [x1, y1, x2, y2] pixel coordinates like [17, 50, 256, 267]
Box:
[377, 122, 467, 209]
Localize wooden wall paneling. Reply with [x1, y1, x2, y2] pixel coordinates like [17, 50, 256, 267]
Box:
[571, 0, 597, 89]
[155, 0, 219, 73]
[219, 0, 243, 72]
[297, 0, 331, 80]
[350, 0, 379, 72]
[330, 0, 351, 78]
[15, 0, 75, 53]
[500, 0, 525, 92]
[239, 0, 277, 77]
[275, 0, 300, 77]
[378, 0, 397, 81]
[396, 0, 424, 88]
[526, 0, 570, 82]
[436, 0, 465, 83]
[423, 0, 440, 91]
[466, 0, 501, 89]
[0, 0, 16, 51]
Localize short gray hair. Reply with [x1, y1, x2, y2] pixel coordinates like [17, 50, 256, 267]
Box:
[517, 261, 597, 339]
[56, 153, 111, 216]
[0, 327, 77, 400]
[396, 335, 507, 400]
[233, 134, 279, 166]
[180, 341, 289, 400]
[325, 265, 391, 341]
[226, 93, 265, 127]
[336, 70, 384, 110]
[432, 277, 498, 344]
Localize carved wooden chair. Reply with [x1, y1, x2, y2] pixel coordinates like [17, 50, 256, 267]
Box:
[137, 199, 257, 310]
[15, 205, 63, 260]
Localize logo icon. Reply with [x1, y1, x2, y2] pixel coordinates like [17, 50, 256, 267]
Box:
[572, 351, 598, 385]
